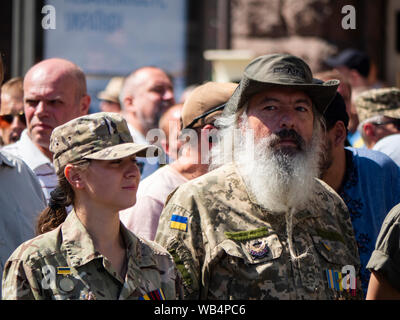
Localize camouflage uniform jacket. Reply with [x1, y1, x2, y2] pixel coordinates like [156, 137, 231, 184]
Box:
[2, 210, 183, 300]
[155, 162, 363, 300]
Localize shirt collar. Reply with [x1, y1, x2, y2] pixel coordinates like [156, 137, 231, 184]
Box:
[16, 129, 53, 170]
[0, 151, 16, 168]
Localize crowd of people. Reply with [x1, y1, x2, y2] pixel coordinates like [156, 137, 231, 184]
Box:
[0, 48, 400, 300]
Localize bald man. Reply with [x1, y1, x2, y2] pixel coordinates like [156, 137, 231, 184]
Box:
[121, 66, 175, 179]
[3, 58, 90, 201]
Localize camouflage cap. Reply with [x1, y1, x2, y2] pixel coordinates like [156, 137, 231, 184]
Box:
[50, 112, 159, 174]
[224, 53, 340, 116]
[182, 82, 238, 129]
[355, 87, 400, 123]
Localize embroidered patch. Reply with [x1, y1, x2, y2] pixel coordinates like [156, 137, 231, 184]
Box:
[224, 227, 270, 242]
[247, 239, 270, 259]
[170, 214, 188, 231]
[139, 288, 166, 300]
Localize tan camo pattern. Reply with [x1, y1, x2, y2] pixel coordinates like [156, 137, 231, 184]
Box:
[49, 112, 139, 174]
[2, 210, 183, 300]
[355, 87, 400, 122]
[155, 162, 363, 300]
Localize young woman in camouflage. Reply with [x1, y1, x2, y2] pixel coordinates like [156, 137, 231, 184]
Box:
[1, 112, 182, 300]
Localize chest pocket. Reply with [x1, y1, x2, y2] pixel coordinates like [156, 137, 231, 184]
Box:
[221, 227, 283, 264]
[311, 233, 359, 267]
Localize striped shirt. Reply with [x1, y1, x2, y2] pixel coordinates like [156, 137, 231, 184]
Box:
[2, 129, 57, 203]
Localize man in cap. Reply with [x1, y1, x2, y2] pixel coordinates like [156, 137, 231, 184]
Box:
[3, 58, 90, 202]
[355, 87, 400, 149]
[97, 76, 125, 113]
[0, 55, 46, 297]
[325, 49, 372, 101]
[316, 70, 364, 148]
[319, 92, 400, 296]
[155, 53, 363, 300]
[0, 77, 26, 145]
[121, 66, 175, 180]
[121, 82, 237, 241]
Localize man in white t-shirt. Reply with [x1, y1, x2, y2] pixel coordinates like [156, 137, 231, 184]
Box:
[3, 58, 90, 202]
[120, 82, 238, 240]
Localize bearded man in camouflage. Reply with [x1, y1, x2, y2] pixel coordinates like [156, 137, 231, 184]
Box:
[155, 54, 363, 300]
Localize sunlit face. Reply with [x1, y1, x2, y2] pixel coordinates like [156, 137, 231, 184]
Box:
[246, 87, 315, 154]
[0, 92, 26, 144]
[80, 155, 140, 211]
[24, 70, 84, 150]
[132, 69, 175, 129]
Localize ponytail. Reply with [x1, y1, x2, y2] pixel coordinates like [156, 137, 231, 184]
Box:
[35, 159, 90, 235]
[35, 175, 74, 235]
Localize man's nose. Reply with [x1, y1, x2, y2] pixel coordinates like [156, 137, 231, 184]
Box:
[278, 111, 296, 129]
[163, 88, 175, 102]
[35, 101, 49, 116]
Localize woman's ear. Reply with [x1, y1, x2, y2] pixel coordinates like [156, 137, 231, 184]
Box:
[64, 164, 85, 189]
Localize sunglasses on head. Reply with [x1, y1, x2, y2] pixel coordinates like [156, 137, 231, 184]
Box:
[0, 112, 26, 127]
[371, 118, 400, 131]
[184, 103, 226, 129]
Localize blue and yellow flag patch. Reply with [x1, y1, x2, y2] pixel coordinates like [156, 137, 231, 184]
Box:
[139, 288, 165, 300]
[57, 267, 71, 275]
[170, 214, 188, 232]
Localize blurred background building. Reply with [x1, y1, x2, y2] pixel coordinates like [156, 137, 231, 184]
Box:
[0, 0, 398, 110]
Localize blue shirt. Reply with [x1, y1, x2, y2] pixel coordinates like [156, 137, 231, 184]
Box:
[340, 147, 400, 296]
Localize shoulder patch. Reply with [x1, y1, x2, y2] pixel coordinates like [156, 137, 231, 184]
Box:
[170, 214, 188, 232]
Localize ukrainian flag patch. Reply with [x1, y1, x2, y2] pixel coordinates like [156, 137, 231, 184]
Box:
[139, 288, 166, 300]
[57, 267, 71, 275]
[170, 214, 188, 232]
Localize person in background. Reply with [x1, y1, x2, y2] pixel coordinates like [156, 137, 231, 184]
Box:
[0, 54, 47, 297]
[325, 49, 372, 102]
[157, 103, 183, 164]
[372, 133, 400, 167]
[97, 76, 125, 114]
[0, 77, 26, 145]
[316, 70, 363, 148]
[319, 92, 400, 296]
[366, 203, 400, 300]
[355, 87, 400, 150]
[120, 82, 237, 241]
[2, 112, 182, 300]
[120, 66, 175, 179]
[3, 58, 90, 202]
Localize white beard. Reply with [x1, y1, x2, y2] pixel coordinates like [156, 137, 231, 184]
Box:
[236, 122, 323, 213]
[211, 111, 324, 261]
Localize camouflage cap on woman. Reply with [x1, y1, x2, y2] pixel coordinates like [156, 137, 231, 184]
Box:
[50, 112, 159, 174]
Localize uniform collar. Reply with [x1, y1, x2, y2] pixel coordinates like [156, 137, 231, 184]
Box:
[61, 209, 157, 269]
